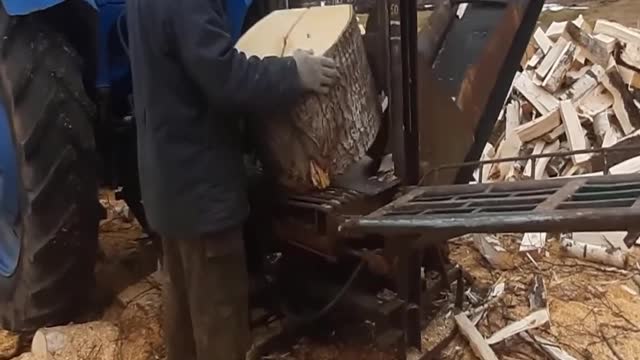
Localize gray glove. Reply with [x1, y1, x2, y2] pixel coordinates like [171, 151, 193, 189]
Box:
[293, 49, 339, 95]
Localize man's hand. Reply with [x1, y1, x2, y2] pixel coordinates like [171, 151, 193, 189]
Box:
[293, 49, 339, 95]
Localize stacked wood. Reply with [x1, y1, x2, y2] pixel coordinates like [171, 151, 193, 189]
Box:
[477, 17, 640, 270]
[481, 17, 640, 183]
[236, 5, 382, 192]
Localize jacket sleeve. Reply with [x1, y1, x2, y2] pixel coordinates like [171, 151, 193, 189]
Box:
[171, 0, 304, 113]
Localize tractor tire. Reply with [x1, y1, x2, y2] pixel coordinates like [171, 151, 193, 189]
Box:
[0, 5, 99, 331]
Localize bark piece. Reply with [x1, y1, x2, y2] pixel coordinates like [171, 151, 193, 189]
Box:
[514, 72, 559, 115]
[542, 42, 576, 93]
[559, 100, 590, 164]
[528, 274, 547, 311]
[515, 110, 560, 142]
[601, 66, 640, 134]
[486, 309, 550, 345]
[536, 38, 569, 80]
[237, 5, 382, 192]
[454, 312, 499, 360]
[473, 234, 514, 270]
[31, 321, 120, 360]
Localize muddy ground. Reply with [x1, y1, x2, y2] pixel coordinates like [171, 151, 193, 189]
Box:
[2, 0, 640, 359]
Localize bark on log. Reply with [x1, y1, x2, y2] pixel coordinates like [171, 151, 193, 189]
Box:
[237, 5, 382, 192]
[31, 321, 120, 360]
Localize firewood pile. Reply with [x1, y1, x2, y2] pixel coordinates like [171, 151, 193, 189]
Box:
[481, 16, 640, 183]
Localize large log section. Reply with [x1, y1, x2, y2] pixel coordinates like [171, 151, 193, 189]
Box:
[236, 5, 382, 192]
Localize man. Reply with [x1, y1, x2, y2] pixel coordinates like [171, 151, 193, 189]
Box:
[126, 0, 339, 359]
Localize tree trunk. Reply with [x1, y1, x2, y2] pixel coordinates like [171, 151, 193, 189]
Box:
[237, 5, 382, 192]
[31, 321, 120, 360]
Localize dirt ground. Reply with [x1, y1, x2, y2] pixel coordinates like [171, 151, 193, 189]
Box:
[2, 1, 640, 359]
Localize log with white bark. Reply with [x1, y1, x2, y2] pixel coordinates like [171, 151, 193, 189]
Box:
[236, 5, 382, 192]
[560, 235, 627, 268]
[31, 321, 120, 360]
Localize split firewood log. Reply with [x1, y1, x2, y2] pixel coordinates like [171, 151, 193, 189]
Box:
[31, 321, 120, 360]
[236, 5, 382, 192]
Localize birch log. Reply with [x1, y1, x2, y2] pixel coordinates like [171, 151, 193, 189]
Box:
[237, 5, 382, 192]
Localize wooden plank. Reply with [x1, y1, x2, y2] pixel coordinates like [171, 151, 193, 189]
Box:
[594, 19, 640, 46]
[535, 140, 560, 179]
[601, 66, 640, 134]
[514, 72, 559, 115]
[454, 312, 499, 360]
[515, 110, 560, 142]
[542, 42, 576, 93]
[537, 179, 587, 211]
[536, 38, 569, 79]
[559, 100, 590, 164]
[486, 309, 550, 345]
[533, 27, 553, 54]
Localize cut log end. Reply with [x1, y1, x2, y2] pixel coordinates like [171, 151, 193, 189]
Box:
[237, 5, 381, 192]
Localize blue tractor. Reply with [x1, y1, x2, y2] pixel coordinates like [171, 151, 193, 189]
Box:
[0, 0, 263, 331]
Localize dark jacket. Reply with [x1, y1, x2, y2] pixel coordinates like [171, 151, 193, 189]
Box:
[126, 0, 303, 239]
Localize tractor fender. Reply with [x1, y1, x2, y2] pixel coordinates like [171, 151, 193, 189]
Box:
[1, 0, 96, 15]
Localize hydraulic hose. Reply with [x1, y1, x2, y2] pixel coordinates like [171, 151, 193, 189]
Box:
[281, 260, 365, 326]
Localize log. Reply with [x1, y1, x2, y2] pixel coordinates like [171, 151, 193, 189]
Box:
[31, 321, 120, 360]
[565, 64, 605, 102]
[561, 237, 627, 268]
[577, 84, 614, 116]
[559, 100, 590, 164]
[524, 141, 545, 178]
[236, 5, 382, 191]
[566, 22, 611, 67]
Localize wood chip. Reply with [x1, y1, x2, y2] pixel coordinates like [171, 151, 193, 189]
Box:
[486, 309, 550, 345]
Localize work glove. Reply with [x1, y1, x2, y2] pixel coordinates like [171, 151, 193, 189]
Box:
[293, 49, 339, 95]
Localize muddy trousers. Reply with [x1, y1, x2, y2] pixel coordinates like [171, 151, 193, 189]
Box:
[162, 227, 250, 360]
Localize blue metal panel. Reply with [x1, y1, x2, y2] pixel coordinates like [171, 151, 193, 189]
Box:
[1, 0, 96, 15]
[226, 0, 254, 42]
[95, 0, 128, 89]
[0, 95, 21, 277]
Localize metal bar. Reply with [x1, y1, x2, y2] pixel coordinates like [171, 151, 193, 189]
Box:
[341, 207, 640, 236]
[536, 179, 586, 211]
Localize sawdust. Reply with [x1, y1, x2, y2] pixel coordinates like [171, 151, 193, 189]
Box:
[447, 237, 640, 360]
